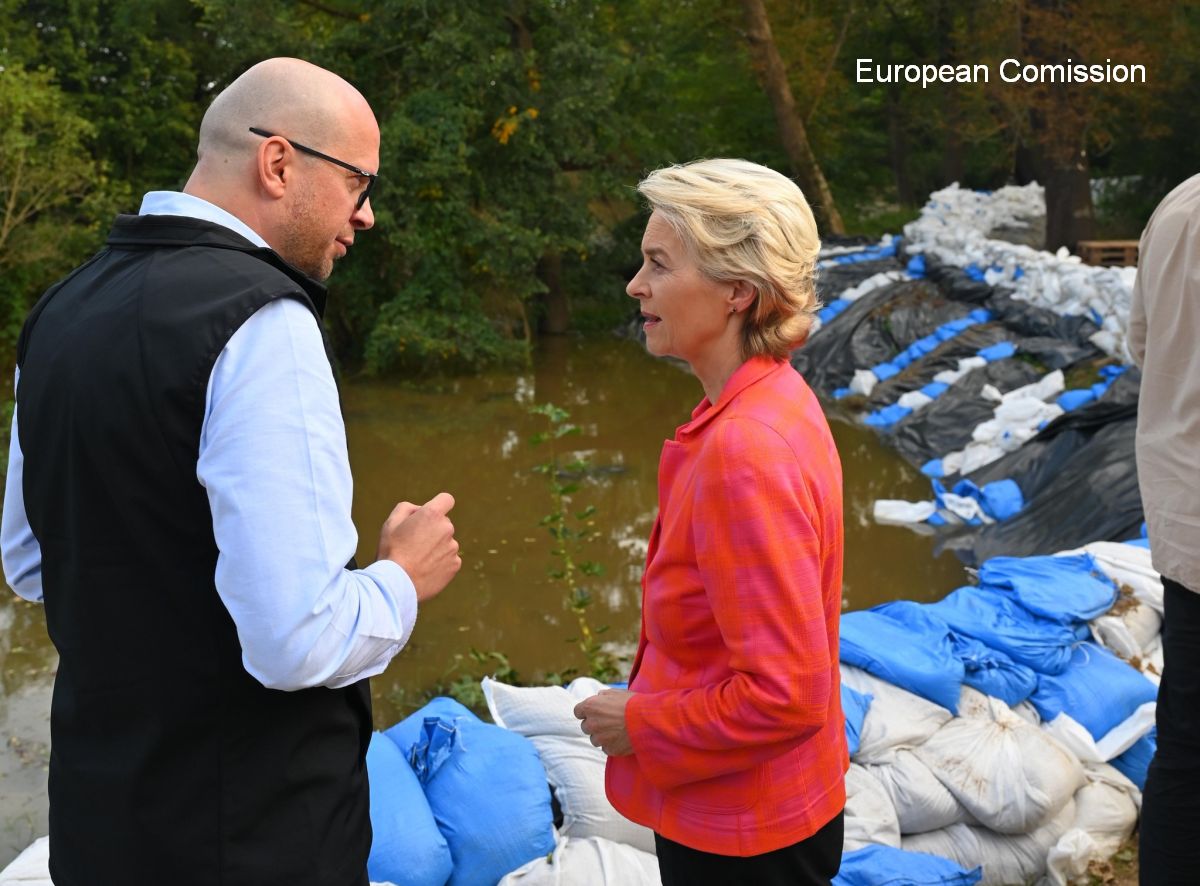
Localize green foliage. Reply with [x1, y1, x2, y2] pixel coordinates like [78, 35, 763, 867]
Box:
[0, 0, 1194, 387]
[529, 402, 620, 683]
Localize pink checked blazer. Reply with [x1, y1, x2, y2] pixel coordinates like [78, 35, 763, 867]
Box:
[606, 356, 847, 856]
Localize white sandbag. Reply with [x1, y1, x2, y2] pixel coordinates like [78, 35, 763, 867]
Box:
[897, 390, 934, 411]
[999, 369, 1064, 405]
[840, 666, 954, 764]
[0, 837, 51, 885]
[1040, 702, 1156, 765]
[957, 685, 1042, 727]
[483, 678, 657, 854]
[1091, 595, 1161, 662]
[498, 835, 661, 886]
[1044, 764, 1140, 886]
[1072, 541, 1164, 614]
[873, 499, 938, 525]
[863, 749, 971, 835]
[844, 764, 901, 851]
[915, 697, 1084, 834]
[903, 799, 1075, 886]
[850, 369, 878, 396]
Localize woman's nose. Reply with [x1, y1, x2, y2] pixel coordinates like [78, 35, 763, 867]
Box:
[627, 267, 646, 298]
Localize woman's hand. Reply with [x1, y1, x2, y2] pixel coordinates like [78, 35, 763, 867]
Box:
[573, 689, 635, 757]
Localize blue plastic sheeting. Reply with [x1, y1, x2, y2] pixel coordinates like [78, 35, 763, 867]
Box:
[950, 633, 1038, 706]
[907, 254, 927, 277]
[818, 298, 852, 324]
[935, 478, 1025, 522]
[842, 683, 873, 757]
[366, 732, 454, 886]
[1030, 643, 1158, 741]
[833, 387, 853, 399]
[925, 586, 1080, 675]
[1111, 728, 1156, 790]
[978, 554, 1118, 625]
[835, 844, 983, 886]
[965, 264, 986, 282]
[977, 340, 1017, 362]
[385, 697, 556, 886]
[865, 403, 914, 428]
[840, 601, 965, 713]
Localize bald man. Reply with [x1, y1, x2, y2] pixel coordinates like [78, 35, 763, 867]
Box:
[1, 58, 459, 885]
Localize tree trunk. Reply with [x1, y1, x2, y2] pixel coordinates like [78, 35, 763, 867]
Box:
[537, 252, 570, 335]
[739, 0, 845, 234]
[886, 85, 914, 205]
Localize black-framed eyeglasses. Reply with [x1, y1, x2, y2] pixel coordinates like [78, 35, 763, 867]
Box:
[249, 126, 377, 210]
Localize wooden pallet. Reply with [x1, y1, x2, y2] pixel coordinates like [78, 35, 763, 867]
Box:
[1077, 240, 1139, 267]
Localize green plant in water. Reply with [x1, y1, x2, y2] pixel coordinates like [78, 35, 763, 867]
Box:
[529, 402, 621, 684]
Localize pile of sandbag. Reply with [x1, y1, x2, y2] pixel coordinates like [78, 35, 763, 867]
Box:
[838, 543, 1158, 885]
[902, 183, 1137, 359]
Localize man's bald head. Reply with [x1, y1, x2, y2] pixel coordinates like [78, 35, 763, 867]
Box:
[197, 57, 373, 164]
[185, 57, 380, 281]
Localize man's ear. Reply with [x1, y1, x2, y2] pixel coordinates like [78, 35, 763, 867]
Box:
[257, 139, 290, 201]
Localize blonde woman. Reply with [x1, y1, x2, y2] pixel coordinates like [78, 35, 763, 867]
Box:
[575, 159, 847, 885]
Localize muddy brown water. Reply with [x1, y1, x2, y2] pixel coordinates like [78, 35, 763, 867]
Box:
[0, 335, 968, 866]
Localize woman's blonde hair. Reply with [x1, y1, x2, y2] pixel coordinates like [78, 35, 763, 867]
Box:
[636, 158, 820, 360]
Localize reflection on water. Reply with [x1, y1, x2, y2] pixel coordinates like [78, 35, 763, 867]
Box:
[0, 334, 969, 867]
[346, 336, 967, 726]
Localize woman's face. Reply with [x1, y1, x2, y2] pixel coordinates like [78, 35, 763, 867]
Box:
[627, 211, 737, 368]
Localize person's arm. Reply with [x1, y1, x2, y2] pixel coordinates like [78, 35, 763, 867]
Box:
[623, 417, 834, 791]
[1, 370, 43, 603]
[197, 298, 425, 691]
[1128, 260, 1148, 369]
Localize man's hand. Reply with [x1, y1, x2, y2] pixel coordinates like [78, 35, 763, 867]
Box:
[573, 689, 635, 757]
[377, 492, 461, 602]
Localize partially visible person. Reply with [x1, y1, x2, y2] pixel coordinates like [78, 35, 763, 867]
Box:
[1, 58, 461, 886]
[573, 158, 846, 886]
[1129, 173, 1200, 886]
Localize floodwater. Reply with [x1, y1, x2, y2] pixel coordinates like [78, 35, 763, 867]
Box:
[0, 335, 968, 867]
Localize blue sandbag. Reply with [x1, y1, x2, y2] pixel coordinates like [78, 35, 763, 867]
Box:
[835, 844, 982, 886]
[949, 633, 1038, 706]
[947, 479, 1024, 521]
[1057, 389, 1097, 411]
[907, 254, 927, 277]
[842, 683, 872, 757]
[1030, 643, 1158, 741]
[978, 554, 1118, 624]
[840, 601, 965, 713]
[818, 299, 851, 324]
[1111, 728, 1156, 790]
[385, 698, 556, 886]
[977, 341, 1017, 362]
[873, 362, 902, 381]
[925, 586, 1079, 675]
[366, 732, 453, 886]
[865, 403, 913, 428]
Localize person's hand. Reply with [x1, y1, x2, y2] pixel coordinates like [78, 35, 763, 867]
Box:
[573, 689, 635, 757]
[377, 492, 461, 602]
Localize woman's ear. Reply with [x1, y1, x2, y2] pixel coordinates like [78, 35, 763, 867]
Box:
[729, 279, 756, 314]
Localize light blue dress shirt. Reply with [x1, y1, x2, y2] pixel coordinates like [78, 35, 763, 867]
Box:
[1, 191, 419, 690]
